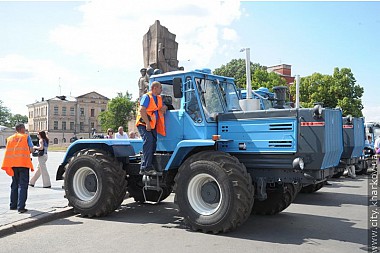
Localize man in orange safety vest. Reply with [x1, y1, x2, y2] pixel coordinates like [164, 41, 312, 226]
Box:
[136, 81, 167, 175]
[1, 123, 34, 213]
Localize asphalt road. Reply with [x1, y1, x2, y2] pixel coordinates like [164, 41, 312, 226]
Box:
[0, 173, 372, 253]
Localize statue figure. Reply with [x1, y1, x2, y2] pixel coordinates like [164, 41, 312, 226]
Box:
[138, 68, 149, 98]
[143, 20, 179, 73]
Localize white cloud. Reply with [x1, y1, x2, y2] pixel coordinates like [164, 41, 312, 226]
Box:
[222, 28, 239, 41]
[50, 0, 242, 70]
[0, 54, 82, 115]
[362, 105, 380, 123]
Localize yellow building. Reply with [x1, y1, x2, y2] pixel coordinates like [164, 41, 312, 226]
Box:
[27, 92, 109, 145]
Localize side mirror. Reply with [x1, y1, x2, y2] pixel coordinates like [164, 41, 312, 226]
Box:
[173, 77, 183, 98]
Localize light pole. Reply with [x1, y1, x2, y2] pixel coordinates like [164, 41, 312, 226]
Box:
[238, 48, 260, 111]
[240, 48, 252, 99]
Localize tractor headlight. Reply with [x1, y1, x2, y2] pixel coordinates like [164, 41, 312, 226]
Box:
[293, 157, 305, 170]
[313, 104, 323, 117]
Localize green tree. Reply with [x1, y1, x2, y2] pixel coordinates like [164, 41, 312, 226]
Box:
[9, 114, 28, 127]
[213, 59, 286, 90]
[289, 67, 364, 117]
[98, 92, 136, 132]
[251, 68, 287, 90]
[0, 100, 11, 126]
[213, 59, 261, 88]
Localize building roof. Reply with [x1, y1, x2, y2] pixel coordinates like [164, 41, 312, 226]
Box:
[76, 91, 110, 100]
[48, 95, 77, 102]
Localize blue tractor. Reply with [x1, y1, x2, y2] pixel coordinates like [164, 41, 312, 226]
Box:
[56, 69, 343, 233]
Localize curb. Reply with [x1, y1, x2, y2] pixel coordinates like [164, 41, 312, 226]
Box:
[0, 207, 74, 238]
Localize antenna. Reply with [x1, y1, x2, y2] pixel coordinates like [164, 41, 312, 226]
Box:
[58, 77, 62, 95]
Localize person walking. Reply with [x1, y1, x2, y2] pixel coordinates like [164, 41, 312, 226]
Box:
[115, 126, 128, 139]
[29, 131, 51, 188]
[1, 123, 34, 213]
[136, 81, 167, 175]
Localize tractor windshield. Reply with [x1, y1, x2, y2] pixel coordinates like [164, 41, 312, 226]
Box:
[219, 81, 241, 112]
[195, 78, 224, 122]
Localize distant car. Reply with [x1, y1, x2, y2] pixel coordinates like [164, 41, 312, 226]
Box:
[29, 133, 39, 146]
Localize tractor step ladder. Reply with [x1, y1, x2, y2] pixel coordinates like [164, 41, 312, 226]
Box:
[142, 173, 163, 203]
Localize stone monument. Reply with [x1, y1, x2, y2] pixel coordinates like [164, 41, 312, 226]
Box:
[142, 20, 179, 73]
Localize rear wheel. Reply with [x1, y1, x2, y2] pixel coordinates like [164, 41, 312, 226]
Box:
[64, 149, 127, 217]
[252, 183, 297, 215]
[174, 151, 254, 234]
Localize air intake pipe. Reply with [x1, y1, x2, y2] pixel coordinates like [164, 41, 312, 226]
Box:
[273, 86, 288, 109]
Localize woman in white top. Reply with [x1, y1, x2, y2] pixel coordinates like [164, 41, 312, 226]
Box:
[29, 131, 51, 188]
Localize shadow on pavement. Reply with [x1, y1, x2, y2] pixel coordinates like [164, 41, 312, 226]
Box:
[223, 212, 367, 247]
[91, 198, 366, 247]
[294, 191, 367, 207]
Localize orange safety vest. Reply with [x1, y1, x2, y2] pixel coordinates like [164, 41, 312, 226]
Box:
[1, 133, 34, 177]
[136, 92, 166, 136]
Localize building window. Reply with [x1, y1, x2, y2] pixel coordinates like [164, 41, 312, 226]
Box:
[91, 122, 95, 129]
[101, 109, 105, 112]
[80, 122, 84, 131]
[70, 122, 74, 130]
[91, 109, 95, 117]
[54, 106, 58, 116]
[70, 107, 75, 116]
[54, 121, 58, 130]
[62, 107, 67, 116]
[54, 138, 58, 144]
[80, 108, 84, 116]
[62, 121, 66, 130]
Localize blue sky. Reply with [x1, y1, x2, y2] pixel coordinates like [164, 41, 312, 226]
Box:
[0, 1, 379, 121]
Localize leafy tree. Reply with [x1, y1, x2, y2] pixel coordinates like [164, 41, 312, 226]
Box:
[0, 101, 28, 127]
[213, 59, 286, 90]
[251, 68, 287, 91]
[289, 67, 364, 117]
[9, 114, 28, 127]
[0, 100, 11, 126]
[98, 92, 136, 132]
[214, 59, 261, 88]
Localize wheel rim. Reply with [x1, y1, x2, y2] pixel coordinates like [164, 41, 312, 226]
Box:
[73, 167, 99, 201]
[187, 173, 222, 215]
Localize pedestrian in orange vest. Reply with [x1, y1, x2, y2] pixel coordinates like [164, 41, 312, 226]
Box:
[136, 81, 167, 175]
[1, 123, 34, 213]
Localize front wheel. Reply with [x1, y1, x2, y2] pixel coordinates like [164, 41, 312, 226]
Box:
[174, 151, 254, 234]
[64, 149, 127, 217]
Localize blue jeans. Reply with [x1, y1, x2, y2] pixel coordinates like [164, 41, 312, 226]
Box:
[137, 125, 157, 171]
[10, 167, 29, 210]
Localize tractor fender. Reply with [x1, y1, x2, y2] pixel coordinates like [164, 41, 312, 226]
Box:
[56, 139, 135, 180]
[164, 139, 216, 170]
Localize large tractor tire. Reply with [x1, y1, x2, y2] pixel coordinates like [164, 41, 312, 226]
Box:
[64, 149, 127, 217]
[174, 151, 254, 234]
[300, 181, 325, 193]
[127, 175, 173, 203]
[251, 183, 297, 215]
